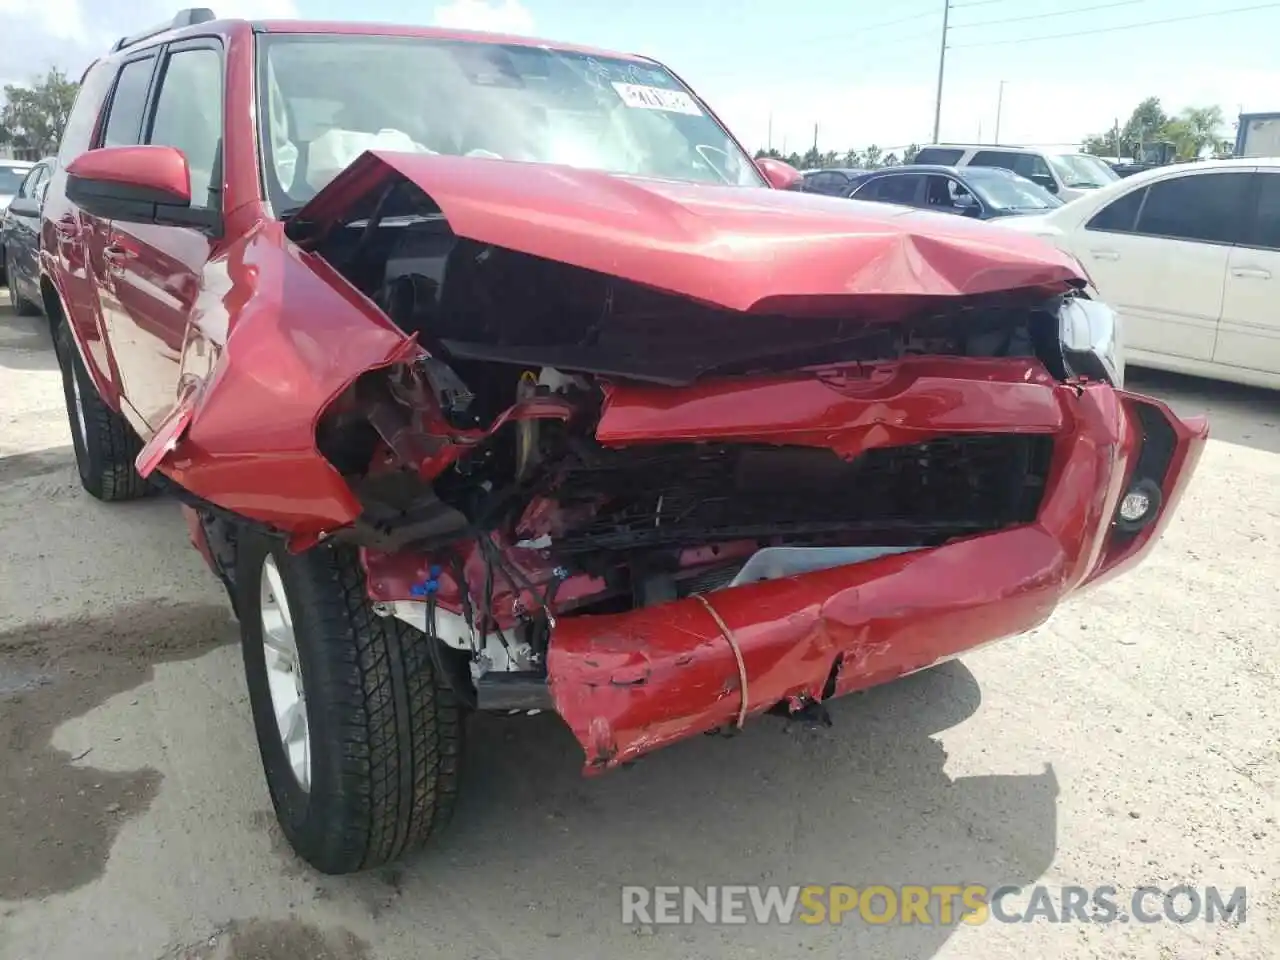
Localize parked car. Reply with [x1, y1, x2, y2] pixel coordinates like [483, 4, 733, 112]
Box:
[0, 159, 35, 284]
[799, 167, 869, 195]
[1, 156, 54, 313]
[40, 8, 1204, 875]
[845, 164, 1063, 220]
[912, 144, 1120, 201]
[997, 157, 1280, 390]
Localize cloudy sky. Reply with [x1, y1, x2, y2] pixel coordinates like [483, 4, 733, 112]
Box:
[1, 0, 1276, 153]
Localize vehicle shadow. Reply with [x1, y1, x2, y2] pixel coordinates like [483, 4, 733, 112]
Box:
[378, 661, 1060, 957]
[1127, 366, 1280, 455]
[0, 295, 57, 372]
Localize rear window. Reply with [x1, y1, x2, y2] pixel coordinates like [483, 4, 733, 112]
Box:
[913, 147, 963, 165]
[58, 60, 117, 162]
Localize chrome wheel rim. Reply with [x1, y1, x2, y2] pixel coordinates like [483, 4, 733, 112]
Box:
[260, 555, 311, 791]
[68, 366, 88, 451]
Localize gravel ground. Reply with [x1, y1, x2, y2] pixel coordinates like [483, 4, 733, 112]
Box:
[0, 291, 1276, 960]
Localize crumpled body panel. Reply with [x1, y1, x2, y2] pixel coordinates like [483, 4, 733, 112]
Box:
[290, 151, 1087, 316]
[546, 385, 1207, 771]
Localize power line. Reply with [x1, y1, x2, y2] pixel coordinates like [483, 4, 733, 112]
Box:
[950, 1, 1280, 48]
[949, 0, 1020, 8]
[951, 0, 1143, 30]
[861, 7, 942, 31]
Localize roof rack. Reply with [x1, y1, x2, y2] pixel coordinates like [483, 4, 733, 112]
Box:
[110, 8, 216, 53]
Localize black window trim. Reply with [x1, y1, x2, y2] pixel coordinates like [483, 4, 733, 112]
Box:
[1087, 168, 1255, 248]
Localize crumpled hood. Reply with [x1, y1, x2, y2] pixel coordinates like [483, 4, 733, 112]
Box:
[288, 151, 1087, 317]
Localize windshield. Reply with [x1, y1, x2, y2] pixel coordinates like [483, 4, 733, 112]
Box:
[964, 169, 1063, 211]
[0, 166, 29, 194]
[1047, 153, 1119, 188]
[258, 34, 764, 213]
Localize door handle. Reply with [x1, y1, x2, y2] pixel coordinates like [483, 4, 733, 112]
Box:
[1231, 266, 1272, 279]
[1088, 249, 1120, 261]
[103, 243, 136, 269]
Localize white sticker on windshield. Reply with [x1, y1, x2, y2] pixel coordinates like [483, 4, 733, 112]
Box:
[611, 82, 703, 116]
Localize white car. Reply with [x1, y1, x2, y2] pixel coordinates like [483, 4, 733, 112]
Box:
[998, 157, 1280, 390]
[0, 159, 34, 211]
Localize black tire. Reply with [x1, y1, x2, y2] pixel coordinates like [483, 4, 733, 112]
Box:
[4, 250, 39, 316]
[53, 320, 155, 501]
[237, 532, 463, 874]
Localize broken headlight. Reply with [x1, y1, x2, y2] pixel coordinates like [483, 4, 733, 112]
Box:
[1058, 296, 1124, 388]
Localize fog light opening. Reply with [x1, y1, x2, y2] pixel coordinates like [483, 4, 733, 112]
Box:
[1115, 479, 1163, 532]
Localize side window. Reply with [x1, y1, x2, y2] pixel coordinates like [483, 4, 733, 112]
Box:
[101, 57, 157, 148]
[58, 61, 116, 162]
[1245, 172, 1280, 250]
[914, 148, 964, 165]
[1134, 172, 1252, 244]
[970, 150, 1020, 172]
[16, 165, 45, 199]
[1013, 154, 1052, 180]
[873, 174, 922, 205]
[146, 46, 224, 210]
[1086, 188, 1146, 233]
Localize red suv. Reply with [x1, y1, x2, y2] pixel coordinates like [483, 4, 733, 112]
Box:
[39, 9, 1207, 874]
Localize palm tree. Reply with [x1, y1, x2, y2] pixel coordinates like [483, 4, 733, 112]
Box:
[1166, 106, 1225, 159]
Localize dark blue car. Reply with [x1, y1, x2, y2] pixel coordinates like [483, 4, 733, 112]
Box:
[845, 164, 1064, 220]
[1, 155, 54, 315]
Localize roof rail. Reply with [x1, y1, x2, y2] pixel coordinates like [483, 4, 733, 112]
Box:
[110, 8, 216, 53]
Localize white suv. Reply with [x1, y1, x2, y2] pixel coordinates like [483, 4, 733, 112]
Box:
[912, 144, 1119, 202]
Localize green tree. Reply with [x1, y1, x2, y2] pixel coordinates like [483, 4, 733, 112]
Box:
[863, 144, 883, 168]
[1, 67, 79, 157]
[1167, 105, 1225, 159]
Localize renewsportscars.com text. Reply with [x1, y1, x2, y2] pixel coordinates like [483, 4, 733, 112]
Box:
[621, 884, 1248, 926]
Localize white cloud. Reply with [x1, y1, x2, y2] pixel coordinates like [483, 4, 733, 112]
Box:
[0, 0, 298, 85]
[432, 0, 535, 35]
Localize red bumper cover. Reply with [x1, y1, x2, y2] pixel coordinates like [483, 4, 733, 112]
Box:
[546, 383, 1207, 771]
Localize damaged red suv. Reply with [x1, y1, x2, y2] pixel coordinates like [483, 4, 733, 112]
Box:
[39, 9, 1206, 874]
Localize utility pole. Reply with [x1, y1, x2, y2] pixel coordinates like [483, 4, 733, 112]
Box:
[767, 113, 773, 151]
[813, 122, 819, 154]
[931, 0, 950, 142]
[994, 80, 1006, 144]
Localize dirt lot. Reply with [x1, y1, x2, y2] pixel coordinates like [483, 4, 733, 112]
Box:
[0, 291, 1276, 960]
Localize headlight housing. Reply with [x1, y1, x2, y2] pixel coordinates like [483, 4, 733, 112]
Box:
[1058, 296, 1124, 388]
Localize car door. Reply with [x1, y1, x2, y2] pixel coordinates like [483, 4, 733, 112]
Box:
[106, 39, 225, 431]
[1215, 169, 1280, 374]
[3, 162, 47, 298]
[79, 51, 162, 426]
[1075, 169, 1252, 362]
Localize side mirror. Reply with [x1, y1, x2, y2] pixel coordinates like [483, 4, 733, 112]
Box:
[65, 145, 202, 226]
[6, 197, 40, 217]
[755, 157, 802, 191]
[1031, 174, 1059, 193]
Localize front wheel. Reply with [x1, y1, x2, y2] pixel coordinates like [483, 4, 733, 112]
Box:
[237, 532, 463, 874]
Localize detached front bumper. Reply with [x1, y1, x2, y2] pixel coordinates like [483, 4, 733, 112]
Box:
[545, 383, 1206, 771]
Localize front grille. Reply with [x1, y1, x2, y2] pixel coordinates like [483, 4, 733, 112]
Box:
[546, 434, 1054, 554]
